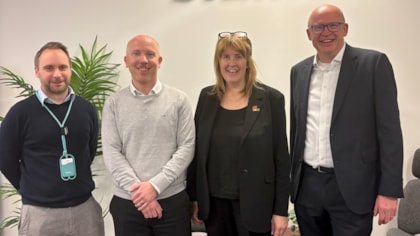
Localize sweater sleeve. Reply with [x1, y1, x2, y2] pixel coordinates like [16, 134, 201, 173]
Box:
[0, 103, 25, 190]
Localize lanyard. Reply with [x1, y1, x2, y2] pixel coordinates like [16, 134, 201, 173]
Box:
[42, 99, 74, 155]
[36, 92, 76, 181]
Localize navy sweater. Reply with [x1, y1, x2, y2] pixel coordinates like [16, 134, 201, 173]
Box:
[0, 95, 98, 207]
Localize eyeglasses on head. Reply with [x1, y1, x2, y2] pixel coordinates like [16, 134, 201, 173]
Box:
[218, 31, 248, 39]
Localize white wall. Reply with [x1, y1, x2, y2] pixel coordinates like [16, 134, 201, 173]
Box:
[1, 0, 420, 235]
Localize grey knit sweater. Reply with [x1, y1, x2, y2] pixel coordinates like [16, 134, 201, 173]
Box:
[102, 83, 195, 200]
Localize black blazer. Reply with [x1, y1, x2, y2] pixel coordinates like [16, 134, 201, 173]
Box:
[290, 44, 404, 214]
[187, 83, 290, 233]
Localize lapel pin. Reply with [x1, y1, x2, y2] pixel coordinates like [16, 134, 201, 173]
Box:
[252, 105, 260, 112]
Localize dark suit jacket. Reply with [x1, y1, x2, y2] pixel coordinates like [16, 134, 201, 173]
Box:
[290, 44, 404, 214]
[187, 83, 290, 233]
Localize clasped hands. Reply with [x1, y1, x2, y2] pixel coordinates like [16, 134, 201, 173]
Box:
[129, 182, 163, 219]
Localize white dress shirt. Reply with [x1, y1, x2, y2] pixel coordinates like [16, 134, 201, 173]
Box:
[304, 45, 345, 168]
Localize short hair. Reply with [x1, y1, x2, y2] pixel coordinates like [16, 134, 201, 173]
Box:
[212, 34, 257, 100]
[34, 42, 71, 68]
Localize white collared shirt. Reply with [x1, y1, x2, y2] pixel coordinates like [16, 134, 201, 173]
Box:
[36, 87, 75, 105]
[129, 80, 162, 96]
[304, 44, 346, 168]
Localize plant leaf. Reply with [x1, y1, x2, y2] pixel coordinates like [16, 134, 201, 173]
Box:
[0, 66, 35, 98]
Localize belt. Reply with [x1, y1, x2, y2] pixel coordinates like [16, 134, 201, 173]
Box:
[303, 162, 334, 174]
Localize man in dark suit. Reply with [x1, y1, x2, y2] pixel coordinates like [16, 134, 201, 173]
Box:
[289, 4, 404, 236]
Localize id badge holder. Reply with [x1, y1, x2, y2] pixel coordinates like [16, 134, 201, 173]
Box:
[60, 154, 76, 181]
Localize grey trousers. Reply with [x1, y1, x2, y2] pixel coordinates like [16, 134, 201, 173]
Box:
[18, 196, 105, 236]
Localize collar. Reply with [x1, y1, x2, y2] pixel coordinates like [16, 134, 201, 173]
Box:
[36, 87, 75, 105]
[313, 43, 346, 66]
[129, 80, 162, 96]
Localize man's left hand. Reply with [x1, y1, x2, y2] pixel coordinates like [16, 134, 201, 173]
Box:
[129, 182, 158, 210]
[374, 195, 398, 225]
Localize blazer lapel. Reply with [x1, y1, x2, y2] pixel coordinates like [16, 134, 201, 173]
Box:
[332, 44, 358, 122]
[199, 93, 219, 159]
[296, 59, 313, 130]
[240, 86, 264, 144]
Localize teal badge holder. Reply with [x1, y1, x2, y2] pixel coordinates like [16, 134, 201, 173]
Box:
[37, 91, 77, 181]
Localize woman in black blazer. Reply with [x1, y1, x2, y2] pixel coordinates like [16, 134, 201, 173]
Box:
[186, 31, 290, 236]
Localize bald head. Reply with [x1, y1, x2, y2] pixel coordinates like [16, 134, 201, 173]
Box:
[126, 34, 160, 55]
[308, 4, 345, 27]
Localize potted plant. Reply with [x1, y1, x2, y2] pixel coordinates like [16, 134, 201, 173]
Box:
[0, 37, 120, 232]
[286, 208, 300, 236]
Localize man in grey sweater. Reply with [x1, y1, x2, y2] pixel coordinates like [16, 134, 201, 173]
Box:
[102, 34, 195, 236]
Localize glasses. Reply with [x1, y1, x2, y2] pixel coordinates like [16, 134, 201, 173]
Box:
[309, 22, 345, 34]
[218, 31, 248, 39]
[218, 31, 252, 55]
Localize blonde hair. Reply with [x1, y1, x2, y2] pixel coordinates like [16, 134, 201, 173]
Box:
[212, 34, 257, 100]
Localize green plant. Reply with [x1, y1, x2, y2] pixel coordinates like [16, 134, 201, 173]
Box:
[288, 208, 300, 234]
[71, 37, 119, 118]
[0, 67, 35, 99]
[0, 185, 21, 230]
[0, 37, 120, 232]
[0, 67, 36, 122]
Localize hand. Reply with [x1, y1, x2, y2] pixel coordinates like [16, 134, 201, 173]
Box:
[191, 201, 203, 225]
[373, 195, 397, 225]
[271, 215, 288, 236]
[140, 199, 163, 219]
[129, 182, 158, 210]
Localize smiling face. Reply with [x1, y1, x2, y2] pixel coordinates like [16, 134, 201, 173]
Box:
[219, 46, 247, 88]
[213, 33, 256, 99]
[35, 48, 71, 99]
[124, 35, 162, 90]
[307, 5, 348, 63]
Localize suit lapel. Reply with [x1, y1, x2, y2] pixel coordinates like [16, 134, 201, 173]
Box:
[331, 45, 358, 122]
[297, 59, 313, 129]
[240, 86, 264, 144]
[199, 92, 219, 159]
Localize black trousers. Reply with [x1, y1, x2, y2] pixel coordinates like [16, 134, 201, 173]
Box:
[110, 190, 191, 236]
[205, 197, 271, 236]
[295, 164, 373, 236]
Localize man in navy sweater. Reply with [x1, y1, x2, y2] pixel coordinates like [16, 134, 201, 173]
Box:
[0, 42, 104, 236]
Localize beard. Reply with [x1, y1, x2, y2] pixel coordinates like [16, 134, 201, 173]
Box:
[45, 81, 70, 96]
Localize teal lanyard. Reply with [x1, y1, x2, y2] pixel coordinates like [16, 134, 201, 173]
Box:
[42, 99, 74, 156]
[36, 92, 77, 181]
[36, 92, 74, 157]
